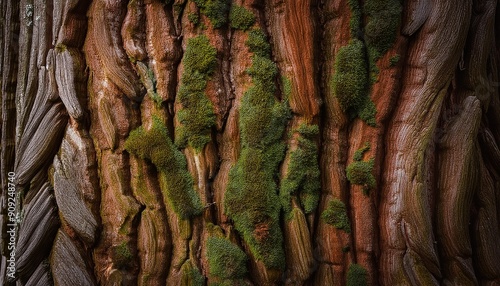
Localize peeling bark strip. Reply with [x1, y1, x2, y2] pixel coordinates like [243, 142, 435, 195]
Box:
[1, 0, 500, 285]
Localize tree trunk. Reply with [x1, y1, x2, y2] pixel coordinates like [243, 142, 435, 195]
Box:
[1, 0, 500, 285]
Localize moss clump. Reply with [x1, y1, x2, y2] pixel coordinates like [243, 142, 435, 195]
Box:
[364, 0, 402, 64]
[224, 148, 286, 269]
[347, 264, 368, 286]
[182, 35, 217, 74]
[113, 242, 133, 269]
[224, 28, 289, 270]
[321, 199, 351, 233]
[346, 160, 375, 186]
[125, 117, 203, 218]
[176, 35, 217, 151]
[347, 144, 375, 194]
[229, 5, 255, 31]
[192, 0, 230, 28]
[358, 99, 377, 126]
[246, 56, 278, 86]
[207, 237, 248, 279]
[332, 39, 368, 113]
[246, 29, 271, 58]
[346, 160, 375, 195]
[332, 39, 377, 126]
[280, 124, 320, 215]
[347, 0, 362, 36]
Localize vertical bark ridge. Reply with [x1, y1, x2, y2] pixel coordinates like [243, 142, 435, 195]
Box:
[380, 0, 472, 284]
[314, 1, 353, 285]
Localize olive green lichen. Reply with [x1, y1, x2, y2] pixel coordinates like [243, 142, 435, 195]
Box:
[125, 117, 203, 218]
[321, 199, 351, 233]
[229, 5, 255, 31]
[280, 124, 320, 216]
[192, 0, 230, 28]
[207, 237, 248, 279]
[224, 28, 289, 270]
[176, 35, 217, 151]
[347, 264, 368, 286]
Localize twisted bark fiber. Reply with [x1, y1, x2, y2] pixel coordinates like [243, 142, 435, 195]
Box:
[1, 0, 500, 285]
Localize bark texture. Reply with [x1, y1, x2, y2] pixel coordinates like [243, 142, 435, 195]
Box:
[1, 0, 500, 285]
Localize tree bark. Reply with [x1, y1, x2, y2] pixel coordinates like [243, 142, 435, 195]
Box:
[1, 0, 500, 285]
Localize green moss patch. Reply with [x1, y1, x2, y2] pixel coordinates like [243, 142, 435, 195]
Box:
[332, 39, 376, 126]
[229, 5, 255, 31]
[280, 124, 320, 216]
[207, 237, 248, 279]
[192, 0, 230, 28]
[364, 0, 402, 65]
[224, 148, 286, 269]
[347, 264, 368, 286]
[321, 199, 351, 233]
[176, 35, 217, 151]
[246, 29, 271, 58]
[346, 143, 375, 194]
[335, 0, 402, 126]
[332, 39, 367, 111]
[347, 0, 362, 36]
[125, 117, 203, 218]
[224, 29, 289, 270]
[346, 160, 375, 194]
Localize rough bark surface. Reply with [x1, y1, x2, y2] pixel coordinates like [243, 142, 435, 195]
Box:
[1, 0, 500, 285]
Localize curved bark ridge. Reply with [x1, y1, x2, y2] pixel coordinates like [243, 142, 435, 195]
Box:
[1, 0, 500, 285]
